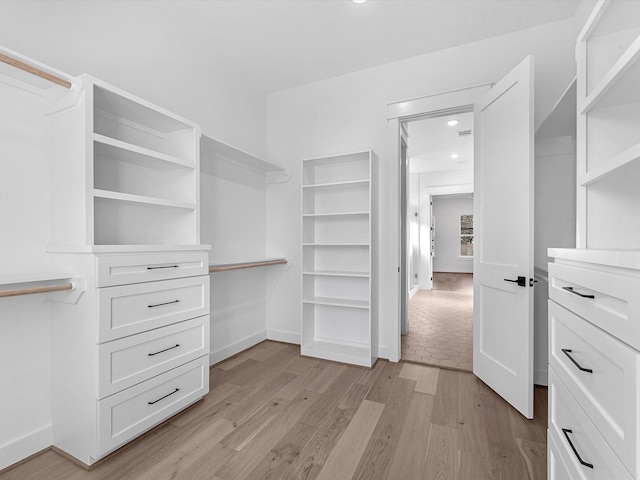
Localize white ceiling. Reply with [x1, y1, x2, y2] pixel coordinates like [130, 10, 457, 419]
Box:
[0, 0, 581, 95]
[408, 112, 474, 173]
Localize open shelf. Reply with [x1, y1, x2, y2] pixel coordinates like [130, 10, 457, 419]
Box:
[303, 270, 370, 278]
[582, 36, 640, 113]
[209, 258, 287, 273]
[303, 212, 369, 218]
[302, 179, 370, 189]
[93, 189, 196, 210]
[580, 141, 640, 185]
[200, 134, 284, 175]
[93, 134, 195, 169]
[301, 340, 371, 367]
[303, 296, 369, 309]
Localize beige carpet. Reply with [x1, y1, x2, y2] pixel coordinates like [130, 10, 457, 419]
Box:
[402, 288, 473, 371]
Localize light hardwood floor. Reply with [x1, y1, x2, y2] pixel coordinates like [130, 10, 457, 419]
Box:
[1, 341, 547, 480]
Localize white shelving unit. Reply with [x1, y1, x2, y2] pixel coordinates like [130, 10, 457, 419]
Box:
[548, 3, 640, 478]
[45, 75, 210, 466]
[49, 75, 201, 247]
[576, 0, 640, 249]
[301, 150, 378, 367]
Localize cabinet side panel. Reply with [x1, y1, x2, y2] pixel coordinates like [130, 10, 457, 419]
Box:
[49, 92, 90, 245]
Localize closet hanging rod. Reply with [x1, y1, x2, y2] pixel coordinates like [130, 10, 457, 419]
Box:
[0, 282, 73, 299]
[209, 258, 287, 273]
[0, 53, 72, 89]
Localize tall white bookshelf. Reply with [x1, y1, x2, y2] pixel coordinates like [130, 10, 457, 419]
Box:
[301, 150, 378, 367]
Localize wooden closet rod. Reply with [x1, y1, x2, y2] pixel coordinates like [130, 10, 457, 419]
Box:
[0, 282, 73, 298]
[209, 258, 287, 273]
[0, 53, 72, 89]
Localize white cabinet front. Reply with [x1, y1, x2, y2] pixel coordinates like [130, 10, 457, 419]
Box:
[97, 275, 209, 342]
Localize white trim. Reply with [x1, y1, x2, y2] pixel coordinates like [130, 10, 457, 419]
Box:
[209, 331, 267, 365]
[0, 425, 52, 471]
[534, 367, 548, 387]
[266, 329, 300, 345]
[433, 267, 474, 273]
[377, 344, 392, 361]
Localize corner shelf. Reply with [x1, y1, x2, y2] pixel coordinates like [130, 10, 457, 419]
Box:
[200, 133, 288, 178]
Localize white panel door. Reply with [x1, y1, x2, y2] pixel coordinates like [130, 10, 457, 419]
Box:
[473, 56, 534, 418]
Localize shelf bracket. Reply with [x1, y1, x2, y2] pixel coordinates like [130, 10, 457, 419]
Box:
[266, 170, 292, 184]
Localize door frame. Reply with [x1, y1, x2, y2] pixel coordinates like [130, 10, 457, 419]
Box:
[387, 82, 492, 362]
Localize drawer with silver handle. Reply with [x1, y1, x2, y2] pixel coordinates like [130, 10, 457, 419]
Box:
[548, 368, 633, 480]
[98, 315, 210, 398]
[549, 300, 640, 477]
[96, 251, 209, 287]
[97, 275, 209, 342]
[97, 356, 208, 457]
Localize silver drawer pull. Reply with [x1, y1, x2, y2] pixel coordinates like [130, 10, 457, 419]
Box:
[561, 349, 593, 373]
[562, 428, 594, 469]
[148, 344, 180, 357]
[148, 388, 180, 405]
[146, 265, 179, 270]
[148, 300, 180, 308]
[562, 286, 595, 299]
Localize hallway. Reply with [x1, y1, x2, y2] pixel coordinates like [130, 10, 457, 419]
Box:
[402, 273, 473, 371]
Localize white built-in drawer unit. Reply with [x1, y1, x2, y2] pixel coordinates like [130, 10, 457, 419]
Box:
[96, 251, 209, 287]
[98, 356, 209, 455]
[548, 430, 575, 480]
[98, 275, 210, 342]
[548, 249, 640, 480]
[98, 315, 210, 398]
[549, 368, 633, 480]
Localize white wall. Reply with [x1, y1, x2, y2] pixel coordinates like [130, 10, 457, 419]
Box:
[265, 18, 582, 359]
[533, 135, 577, 386]
[432, 196, 474, 273]
[0, 77, 52, 469]
[200, 159, 269, 363]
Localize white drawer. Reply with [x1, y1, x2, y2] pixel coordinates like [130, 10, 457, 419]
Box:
[548, 429, 577, 480]
[549, 262, 640, 349]
[549, 300, 640, 477]
[97, 275, 209, 342]
[98, 315, 210, 399]
[96, 251, 209, 287]
[97, 356, 208, 457]
[549, 368, 633, 480]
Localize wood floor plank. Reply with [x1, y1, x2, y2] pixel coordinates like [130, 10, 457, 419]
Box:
[424, 424, 460, 480]
[244, 422, 318, 480]
[0, 344, 549, 480]
[352, 376, 416, 480]
[386, 393, 435, 480]
[315, 400, 385, 480]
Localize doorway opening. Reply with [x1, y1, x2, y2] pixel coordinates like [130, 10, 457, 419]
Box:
[401, 111, 475, 371]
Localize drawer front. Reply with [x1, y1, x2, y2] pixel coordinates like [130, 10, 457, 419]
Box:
[96, 251, 209, 287]
[98, 275, 209, 342]
[97, 356, 209, 457]
[548, 262, 640, 349]
[549, 300, 639, 476]
[548, 368, 633, 480]
[548, 429, 577, 480]
[98, 315, 210, 399]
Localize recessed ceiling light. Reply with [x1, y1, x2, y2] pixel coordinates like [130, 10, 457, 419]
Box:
[352, 0, 367, 3]
[451, 153, 460, 159]
[447, 119, 459, 126]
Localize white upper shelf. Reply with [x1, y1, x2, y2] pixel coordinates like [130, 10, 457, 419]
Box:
[200, 134, 287, 176]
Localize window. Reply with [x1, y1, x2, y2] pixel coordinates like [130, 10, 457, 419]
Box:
[460, 214, 473, 257]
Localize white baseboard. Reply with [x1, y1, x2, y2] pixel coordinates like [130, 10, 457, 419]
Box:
[377, 345, 392, 361]
[209, 330, 267, 365]
[0, 424, 51, 471]
[266, 329, 300, 345]
[534, 367, 548, 387]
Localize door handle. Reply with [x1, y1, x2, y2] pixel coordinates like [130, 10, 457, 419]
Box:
[504, 276, 526, 287]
